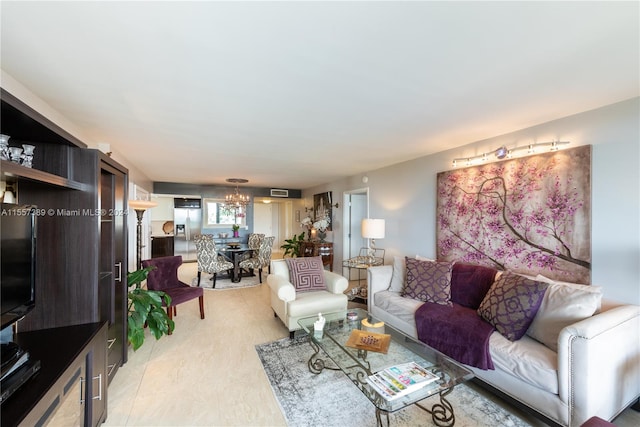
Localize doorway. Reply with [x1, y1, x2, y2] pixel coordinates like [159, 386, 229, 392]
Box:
[342, 188, 369, 279]
[253, 199, 288, 254]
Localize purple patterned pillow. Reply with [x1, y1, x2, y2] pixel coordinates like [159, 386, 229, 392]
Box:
[285, 256, 326, 292]
[402, 257, 454, 306]
[477, 271, 549, 341]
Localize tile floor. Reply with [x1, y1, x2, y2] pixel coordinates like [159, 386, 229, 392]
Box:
[103, 262, 639, 426]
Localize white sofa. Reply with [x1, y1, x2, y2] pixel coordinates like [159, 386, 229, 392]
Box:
[367, 263, 640, 427]
[268, 259, 348, 338]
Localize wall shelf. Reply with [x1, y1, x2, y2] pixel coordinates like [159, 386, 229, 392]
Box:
[1, 160, 86, 191]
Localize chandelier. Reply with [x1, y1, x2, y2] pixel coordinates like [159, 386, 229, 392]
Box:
[223, 178, 250, 209]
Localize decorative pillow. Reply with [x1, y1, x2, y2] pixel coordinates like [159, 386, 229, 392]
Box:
[477, 271, 549, 341]
[402, 257, 453, 306]
[535, 275, 602, 312]
[389, 255, 435, 293]
[285, 256, 326, 292]
[388, 256, 406, 293]
[526, 275, 602, 351]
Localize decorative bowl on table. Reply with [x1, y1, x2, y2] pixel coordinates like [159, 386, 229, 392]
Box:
[227, 242, 241, 249]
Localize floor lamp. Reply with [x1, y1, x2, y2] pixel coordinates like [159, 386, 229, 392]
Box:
[129, 199, 157, 270]
[362, 218, 385, 260]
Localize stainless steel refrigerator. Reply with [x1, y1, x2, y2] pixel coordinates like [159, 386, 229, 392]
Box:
[173, 198, 202, 262]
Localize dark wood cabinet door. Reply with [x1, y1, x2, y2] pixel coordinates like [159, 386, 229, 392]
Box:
[299, 242, 334, 271]
[99, 159, 128, 384]
[152, 236, 175, 258]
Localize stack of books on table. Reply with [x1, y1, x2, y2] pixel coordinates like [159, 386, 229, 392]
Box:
[366, 361, 439, 401]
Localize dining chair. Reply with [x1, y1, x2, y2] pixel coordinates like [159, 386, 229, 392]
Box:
[194, 234, 234, 288]
[247, 233, 265, 250]
[239, 236, 275, 283]
[240, 233, 265, 265]
[141, 255, 204, 333]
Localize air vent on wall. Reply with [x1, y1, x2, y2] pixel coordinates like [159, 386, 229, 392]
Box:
[270, 189, 289, 197]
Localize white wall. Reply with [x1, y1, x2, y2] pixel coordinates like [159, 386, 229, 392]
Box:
[307, 97, 639, 304]
[1, 69, 154, 192]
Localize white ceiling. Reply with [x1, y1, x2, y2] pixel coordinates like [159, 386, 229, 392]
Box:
[1, 1, 638, 189]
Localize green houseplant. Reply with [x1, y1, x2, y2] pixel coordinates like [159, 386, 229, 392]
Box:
[280, 232, 306, 257]
[127, 266, 175, 351]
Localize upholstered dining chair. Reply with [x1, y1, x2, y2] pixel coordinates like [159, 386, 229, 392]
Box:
[241, 233, 265, 265]
[239, 236, 275, 283]
[141, 255, 204, 333]
[194, 234, 234, 288]
[247, 233, 265, 250]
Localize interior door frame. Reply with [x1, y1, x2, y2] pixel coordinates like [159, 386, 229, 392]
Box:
[253, 199, 290, 253]
[342, 187, 369, 279]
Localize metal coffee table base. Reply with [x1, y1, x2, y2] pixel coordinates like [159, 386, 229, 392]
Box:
[307, 339, 341, 374]
[305, 338, 457, 427]
[415, 387, 455, 427]
[373, 387, 455, 427]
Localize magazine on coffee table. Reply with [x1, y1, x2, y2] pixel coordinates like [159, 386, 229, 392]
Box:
[366, 361, 439, 401]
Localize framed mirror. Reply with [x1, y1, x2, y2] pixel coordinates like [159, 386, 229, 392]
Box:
[203, 198, 247, 227]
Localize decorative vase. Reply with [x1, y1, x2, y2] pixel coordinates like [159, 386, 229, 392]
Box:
[21, 144, 35, 168]
[9, 146, 23, 163]
[317, 230, 327, 242]
[0, 134, 10, 161]
[233, 230, 239, 238]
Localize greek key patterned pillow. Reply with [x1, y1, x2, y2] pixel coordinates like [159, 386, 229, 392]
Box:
[477, 271, 549, 341]
[402, 258, 454, 306]
[285, 256, 326, 292]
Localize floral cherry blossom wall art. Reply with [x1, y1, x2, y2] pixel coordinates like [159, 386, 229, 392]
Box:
[436, 145, 591, 284]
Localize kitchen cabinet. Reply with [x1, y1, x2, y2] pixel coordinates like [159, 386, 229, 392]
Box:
[151, 235, 174, 258]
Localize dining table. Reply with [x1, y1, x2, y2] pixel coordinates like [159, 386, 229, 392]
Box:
[217, 245, 254, 282]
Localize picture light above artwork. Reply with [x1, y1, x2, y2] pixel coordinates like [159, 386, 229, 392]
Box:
[452, 140, 570, 168]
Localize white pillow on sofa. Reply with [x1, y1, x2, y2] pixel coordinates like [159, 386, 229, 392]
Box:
[388, 255, 434, 293]
[526, 275, 602, 351]
[388, 256, 406, 293]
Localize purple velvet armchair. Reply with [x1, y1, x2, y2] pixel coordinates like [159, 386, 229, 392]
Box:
[141, 256, 205, 332]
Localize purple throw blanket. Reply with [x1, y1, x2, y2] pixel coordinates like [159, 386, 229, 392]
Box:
[415, 302, 495, 370]
[450, 263, 498, 309]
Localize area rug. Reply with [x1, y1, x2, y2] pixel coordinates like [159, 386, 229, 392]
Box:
[189, 273, 263, 290]
[255, 336, 532, 427]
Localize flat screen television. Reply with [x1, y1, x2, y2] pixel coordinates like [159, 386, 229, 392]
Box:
[1, 203, 37, 330]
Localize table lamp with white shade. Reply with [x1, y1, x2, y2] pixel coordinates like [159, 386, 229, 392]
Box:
[362, 218, 385, 258]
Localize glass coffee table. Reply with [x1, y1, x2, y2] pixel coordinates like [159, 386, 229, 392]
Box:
[298, 308, 474, 427]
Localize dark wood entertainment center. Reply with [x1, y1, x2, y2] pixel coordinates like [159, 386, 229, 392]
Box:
[1, 89, 128, 426]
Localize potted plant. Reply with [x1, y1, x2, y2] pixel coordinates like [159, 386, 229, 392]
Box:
[232, 223, 240, 237]
[127, 266, 175, 351]
[281, 232, 306, 257]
